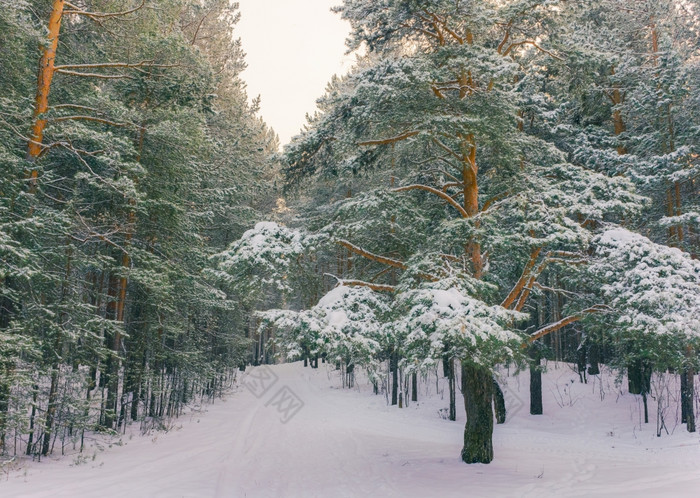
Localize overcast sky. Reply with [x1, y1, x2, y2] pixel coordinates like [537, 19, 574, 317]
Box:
[236, 1, 353, 146]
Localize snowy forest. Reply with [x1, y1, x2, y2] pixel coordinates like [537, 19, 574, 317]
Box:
[1, 0, 699, 496]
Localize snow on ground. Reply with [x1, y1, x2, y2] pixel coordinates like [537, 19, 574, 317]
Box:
[2, 361, 699, 497]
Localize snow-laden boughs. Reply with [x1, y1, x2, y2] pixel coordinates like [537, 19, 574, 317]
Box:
[591, 228, 700, 341]
[212, 222, 324, 295]
[396, 283, 525, 369]
[320, 188, 434, 264]
[272, 0, 700, 460]
[258, 286, 391, 369]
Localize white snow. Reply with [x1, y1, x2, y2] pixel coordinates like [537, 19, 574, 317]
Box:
[592, 227, 700, 338]
[2, 362, 699, 497]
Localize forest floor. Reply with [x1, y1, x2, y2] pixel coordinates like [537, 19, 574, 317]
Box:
[1, 361, 699, 497]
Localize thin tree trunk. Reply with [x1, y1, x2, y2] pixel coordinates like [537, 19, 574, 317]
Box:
[530, 353, 543, 415]
[411, 372, 418, 402]
[682, 367, 696, 433]
[628, 360, 651, 395]
[493, 379, 506, 424]
[587, 342, 600, 376]
[681, 370, 688, 423]
[448, 359, 456, 421]
[26, 384, 39, 455]
[41, 368, 60, 456]
[391, 351, 398, 406]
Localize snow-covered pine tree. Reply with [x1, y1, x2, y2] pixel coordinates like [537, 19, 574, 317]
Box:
[276, 0, 645, 463]
[0, 0, 277, 456]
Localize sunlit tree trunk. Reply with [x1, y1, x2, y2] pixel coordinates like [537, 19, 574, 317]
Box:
[27, 0, 65, 172]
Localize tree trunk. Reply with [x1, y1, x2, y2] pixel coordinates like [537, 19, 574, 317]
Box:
[41, 368, 60, 456]
[682, 369, 696, 432]
[681, 370, 688, 423]
[609, 66, 627, 155]
[587, 342, 600, 376]
[26, 384, 39, 455]
[27, 0, 65, 168]
[530, 354, 543, 415]
[461, 363, 494, 464]
[461, 134, 482, 277]
[493, 379, 506, 424]
[0, 364, 9, 449]
[391, 351, 398, 406]
[411, 372, 418, 402]
[628, 360, 651, 395]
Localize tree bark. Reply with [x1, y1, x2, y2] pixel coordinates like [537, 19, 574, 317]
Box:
[26, 385, 39, 455]
[587, 342, 600, 376]
[443, 354, 456, 421]
[530, 353, 543, 415]
[391, 351, 398, 406]
[27, 0, 65, 167]
[411, 372, 418, 402]
[461, 134, 482, 278]
[41, 368, 60, 456]
[682, 369, 696, 432]
[493, 379, 506, 424]
[628, 360, 651, 395]
[461, 363, 494, 464]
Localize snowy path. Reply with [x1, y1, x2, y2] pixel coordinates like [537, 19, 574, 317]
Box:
[2, 362, 700, 497]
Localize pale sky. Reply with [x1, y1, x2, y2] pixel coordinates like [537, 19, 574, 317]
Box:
[236, 0, 354, 146]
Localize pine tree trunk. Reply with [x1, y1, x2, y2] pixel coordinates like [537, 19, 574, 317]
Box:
[0, 364, 9, 449]
[26, 384, 38, 455]
[41, 368, 60, 456]
[461, 134, 482, 277]
[411, 372, 418, 402]
[681, 370, 688, 423]
[587, 343, 600, 376]
[682, 369, 696, 432]
[448, 360, 456, 421]
[461, 363, 494, 464]
[27, 0, 65, 168]
[577, 345, 587, 384]
[628, 360, 651, 395]
[493, 379, 506, 424]
[530, 355, 543, 415]
[391, 351, 398, 406]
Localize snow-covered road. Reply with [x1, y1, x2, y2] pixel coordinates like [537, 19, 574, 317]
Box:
[3, 362, 700, 497]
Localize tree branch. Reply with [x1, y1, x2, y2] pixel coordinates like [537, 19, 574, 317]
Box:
[400, 22, 441, 41]
[50, 115, 129, 127]
[358, 130, 419, 146]
[341, 280, 396, 293]
[64, 0, 146, 20]
[442, 182, 464, 192]
[337, 240, 438, 282]
[55, 69, 133, 79]
[497, 23, 512, 55]
[54, 61, 176, 70]
[337, 240, 406, 270]
[528, 305, 610, 343]
[502, 40, 563, 61]
[393, 184, 469, 218]
[481, 190, 511, 212]
[501, 246, 543, 309]
[431, 137, 463, 162]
